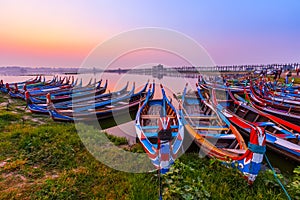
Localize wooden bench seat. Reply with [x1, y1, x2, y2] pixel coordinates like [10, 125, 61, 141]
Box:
[197, 133, 235, 139]
[142, 125, 179, 130]
[186, 115, 217, 120]
[217, 100, 234, 102]
[144, 132, 178, 137]
[141, 115, 176, 119]
[194, 126, 228, 131]
[222, 148, 246, 154]
[117, 101, 128, 105]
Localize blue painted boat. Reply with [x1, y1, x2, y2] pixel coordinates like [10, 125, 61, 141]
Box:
[135, 84, 184, 174]
[200, 83, 300, 163]
[180, 83, 266, 184]
[26, 81, 130, 114]
[47, 82, 151, 122]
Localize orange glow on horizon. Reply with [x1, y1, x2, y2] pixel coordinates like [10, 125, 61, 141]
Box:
[1, 30, 98, 56]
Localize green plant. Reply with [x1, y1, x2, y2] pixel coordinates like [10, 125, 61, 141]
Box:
[130, 143, 145, 153]
[105, 133, 128, 146]
[162, 154, 289, 200]
[288, 166, 300, 199]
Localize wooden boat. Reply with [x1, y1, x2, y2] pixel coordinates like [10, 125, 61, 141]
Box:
[198, 75, 250, 92]
[29, 77, 93, 96]
[34, 80, 107, 103]
[10, 77, 89, 103]
[0, 82, 10, 93]
[251, 82, 300, 107]
[26, 81, 131, 114]
[268, 79, 300, 93]
[135, 84, 184, 174]
[8, 75, 42, 87]
[17, 78, 105, 105]
[180, 84, 266, 184]
[12, 75, 63, 91]
[22, 76, 61, 90]
[47, 82, 152, 122]
[264, 80, 300, 99]
[248, 86, 300, 125]
[8, 76, 74, 99]
[1, 76, 44, 94]
[257, 89, 300, 108]
[201, 84, 300, 163]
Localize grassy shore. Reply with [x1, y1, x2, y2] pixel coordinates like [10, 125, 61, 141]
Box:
[0, 93, 299, 199]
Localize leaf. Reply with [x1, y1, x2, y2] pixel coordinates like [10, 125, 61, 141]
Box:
[294, 167, 300, 175]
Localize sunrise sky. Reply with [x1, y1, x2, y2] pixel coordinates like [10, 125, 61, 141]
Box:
[0, 0, 299, 67]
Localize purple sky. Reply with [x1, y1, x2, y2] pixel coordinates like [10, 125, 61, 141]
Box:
[0, 0, 299, 67]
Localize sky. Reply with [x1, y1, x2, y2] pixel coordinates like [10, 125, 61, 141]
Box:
[0, 0, 299, 67]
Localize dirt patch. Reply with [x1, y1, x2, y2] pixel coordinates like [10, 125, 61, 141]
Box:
[0, 172, 27, 190]
[0, 102, 9, 108]
[0, 161, 7, 168]
[15, 106, 26, 110]
[22, 116, 45, 125]
[0, 158, 12, 168]
[0, 168, 60, 193]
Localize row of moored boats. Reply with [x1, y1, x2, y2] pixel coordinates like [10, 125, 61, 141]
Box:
[0, 75, 299, 185]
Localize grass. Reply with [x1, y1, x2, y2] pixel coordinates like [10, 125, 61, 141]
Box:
[0, 95, 5, 103]
[105, 133, 128, 146]
[0, 93, 159, 199]
[0, 92, 299, 199]
[162, 154, 300, 200]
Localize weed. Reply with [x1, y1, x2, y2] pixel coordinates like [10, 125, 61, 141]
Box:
[105, 132, 128, 146]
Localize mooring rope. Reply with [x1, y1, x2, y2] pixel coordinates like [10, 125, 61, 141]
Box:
[248, 143, 266, 154]
[264, 155, 291, 200]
